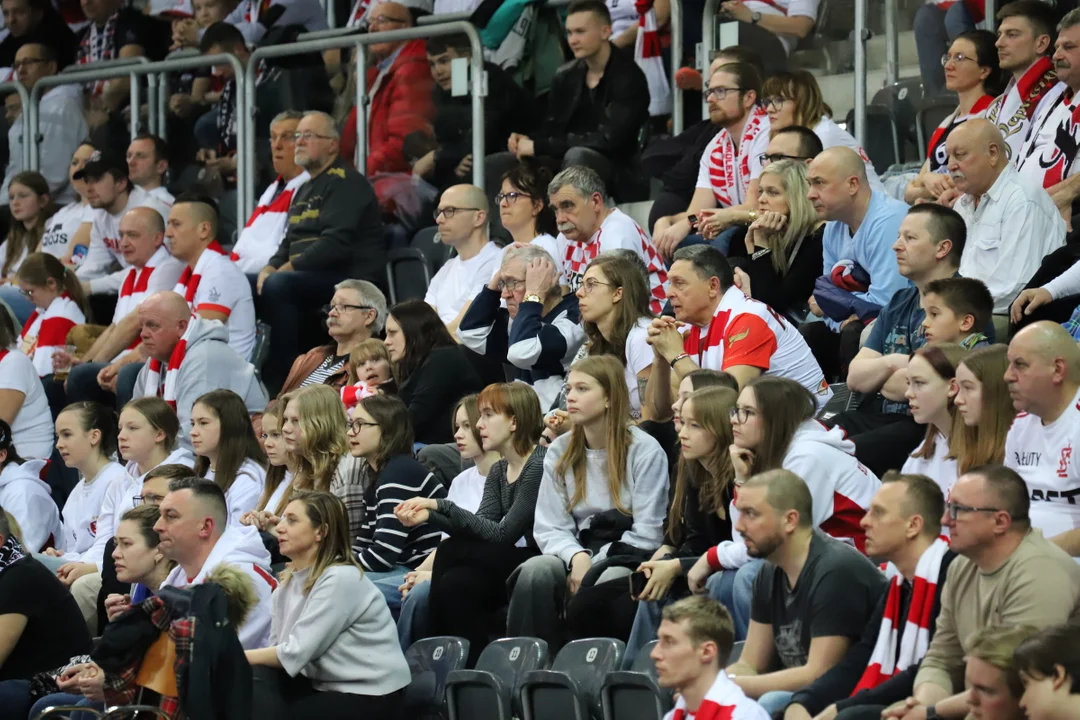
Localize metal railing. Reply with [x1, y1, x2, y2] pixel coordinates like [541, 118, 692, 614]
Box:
[244, 20, 486, 220]
[59, 55, 155, 141]
[28, 53, 247, 223]
[853, 0, 867, 145]
[1, 81, 32, 171]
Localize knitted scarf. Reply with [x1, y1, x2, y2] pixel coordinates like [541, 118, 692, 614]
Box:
[143, 317, 196, 410]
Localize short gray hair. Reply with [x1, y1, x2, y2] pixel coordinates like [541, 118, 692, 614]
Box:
[548, 165, 608, 202]
[271, 110, 305, 127]
[1061, 7, 1080, 30]
[335, 279, 388, 333]
[503, 244, 557, 268]
[302, 111, 340, 140]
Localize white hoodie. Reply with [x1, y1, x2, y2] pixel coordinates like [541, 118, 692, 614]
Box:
[0, 459, 63, 552]
[2, 84, 87, 205]
[204, 459, 267, 527]
[708, 420, 880, 571]
[161, 524, 275, 649]
[58, 462, 127, 557]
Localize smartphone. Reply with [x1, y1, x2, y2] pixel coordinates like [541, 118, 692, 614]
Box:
[630, 571, 648, 598]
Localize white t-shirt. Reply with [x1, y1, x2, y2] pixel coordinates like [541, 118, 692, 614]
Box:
[901, 431, 957, 501]
[77, 186, 172, 294]
[744, 0, 821, 54]
[175, 244, 257, 360]
[263, 468, 293, 515]
[40, 202, 90, 260]
[205, 458, 267, 527]
[445, 465, 485, 522]
[607, 0, 639, 36]
[425, 240, 503, 324]
[59, 461, 127, 555]
[1005, 387, 1080, 550]
[624, 317, 654, 419]
[144, 185, 175, 207]
[0, 348, 53, 460]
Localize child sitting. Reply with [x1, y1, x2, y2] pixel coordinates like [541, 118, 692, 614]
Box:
[920, 277, 994, 349]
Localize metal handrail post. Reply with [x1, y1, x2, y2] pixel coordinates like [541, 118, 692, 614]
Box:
[983, 0, 996, 31]
[671, 0, 683, 134]
[701, 0, 720, 117]
[885, 0, 898, 86]
[355, 44, 367, 174]
[245, 21, 486, 220]
[854, 0, 867, 145]
[297, 27, 363, 40]
[158, 72, 168, 138]
[61, 55, 152, 140]
[3, 82, 32, 171]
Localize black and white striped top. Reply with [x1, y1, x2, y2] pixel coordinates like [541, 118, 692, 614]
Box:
[352, 455, 446, 572]
[300, 353, 349, 388]
[427, 447, 546, 550]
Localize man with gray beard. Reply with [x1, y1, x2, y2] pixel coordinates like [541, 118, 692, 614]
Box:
[257, 110, 385, 395]
[945, 118, 1064, 319]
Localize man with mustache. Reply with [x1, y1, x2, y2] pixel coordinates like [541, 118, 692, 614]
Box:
[947, 119, 1064, 318]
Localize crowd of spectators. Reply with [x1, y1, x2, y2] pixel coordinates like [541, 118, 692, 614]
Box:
[3, 0, 1080, 717]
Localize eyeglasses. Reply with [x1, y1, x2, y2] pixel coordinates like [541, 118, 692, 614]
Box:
[17, 287, 35, 299]
[433, 206, 481, 220]
[293, 131, 336, 142]
[12, 58, 48, 71]
[762, 96, 789, 110]
[495, 191, 532, 205]
[347, 419, 380, 434]
[728, 406, 759, 424]
[943, 501, 1024, 522]
[369, 14, 409, 26]
[705, 86, 745, 101]
[322, 303, 373, 315]
[941, 52, 977, 66]
[498, 277, 525, 292]
[133, 493, 166, 507]
[578, 278, 614, 295]
[759, 152, 810, 167]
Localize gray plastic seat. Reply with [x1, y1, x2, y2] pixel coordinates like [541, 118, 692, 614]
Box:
[403, 636, 470, 719]
[446, 637, 550, 720]
[385, 247, 434, 305]
[730, 639, 745, 663]
[521, 637, 625, 720]
[601, 639, 673, 720]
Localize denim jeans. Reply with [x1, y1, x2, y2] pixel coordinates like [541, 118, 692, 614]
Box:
[758, 690, 795, 715]
[62, 361, 144, 412]
[397, 579, 431, 649]
[0, 284, 33, 325]
[363, 567, 411, 617]
[913, 2, 976, 96]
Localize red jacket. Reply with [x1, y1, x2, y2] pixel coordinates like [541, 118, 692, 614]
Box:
[341, 39, 435, 178]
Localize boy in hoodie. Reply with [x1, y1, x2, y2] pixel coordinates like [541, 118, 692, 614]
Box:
[0, 420, 63, 552]
[132, 291, 267, 451]
[920, 277, 993, 349]
[151, 477, 274, 649]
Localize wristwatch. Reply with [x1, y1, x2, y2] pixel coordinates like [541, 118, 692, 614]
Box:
[751, 10, 762, 23]
[523, 294, 542, 304]
[925, 706, 941, 720]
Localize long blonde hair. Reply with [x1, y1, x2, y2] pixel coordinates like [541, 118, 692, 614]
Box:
[285, 386, 349, 492]
[277, 491, 363, 595]
[950, 344, 1012, 473]
[257, 400, 295, 516]
[757, 160, 819, 274]
[554, 355, 633, 514]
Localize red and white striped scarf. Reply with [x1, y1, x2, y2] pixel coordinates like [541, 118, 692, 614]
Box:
[77, 13, 118, 96]
[706, 106, 769, 207]
[347, 0, 373, 26]
[850, 538, 950, 695]
[174, 241, 226, 307]
[634, 0, 671, 117]
[670, 669, 767, 720]
[987, 56, 1059, 161]
[143, 317, 196, 410]
[20, 293, 85, 377]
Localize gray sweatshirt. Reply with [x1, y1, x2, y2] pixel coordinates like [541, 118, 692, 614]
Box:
[271, 565, 412, 696]
[534, 425, 669, 566]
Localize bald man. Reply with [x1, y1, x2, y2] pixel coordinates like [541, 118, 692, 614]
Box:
[1005, 321, 1080, 556]
[801, 147, 908, 382]
[426, 184, 502, 333]
[260, 110, 384, 395]
[947, 119, 1065, 317]
[59, 207, 186, 413]
[167, 194, 256, 361]
[133, 291, 267, 451]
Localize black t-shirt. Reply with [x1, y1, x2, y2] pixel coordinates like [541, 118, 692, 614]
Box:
[0, 557, 93, 680]
[750, 531, 886, 669]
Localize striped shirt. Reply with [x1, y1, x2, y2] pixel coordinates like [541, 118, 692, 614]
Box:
[352, 454, 446, 572]
[300, 353, 348, 388]
[427, 446, 546, 549]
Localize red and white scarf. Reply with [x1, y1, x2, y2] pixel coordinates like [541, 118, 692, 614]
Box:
[669, 669, 767, 720]
[347, 0, 373, 27]
[230, 173, 309, 273]
[706, 106, 769, 207]
[987, 56, 1059, 161]
[77, 13, 118, 96]
[634, 0, 671, 117]
[20, 293, 85, 377]
[174, 241, 226, 307]
[850, 538, 950, 695]
[143, 316, 196, 410]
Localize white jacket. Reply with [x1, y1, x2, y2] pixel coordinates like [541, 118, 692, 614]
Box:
[3, 84, 87, 205]
[0, 459, 63, 552]
[205, 458, 267, 527]
[161, 524, 275, 649]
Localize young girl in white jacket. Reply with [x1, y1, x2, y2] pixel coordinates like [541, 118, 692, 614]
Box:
[0, 419, 63, 552]
[192, 390, 268, 526]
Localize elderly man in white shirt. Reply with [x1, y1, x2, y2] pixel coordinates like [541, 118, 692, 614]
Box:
[948, 118, 1065, 318]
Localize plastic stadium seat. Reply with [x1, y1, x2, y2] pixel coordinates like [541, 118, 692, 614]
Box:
[521, 638, 625, 720]
[411, 226, 457, 274]
[916, 96, 960, 162]
[730, 640, 746, 663]
[446, 637, 550, 720]
[250, 321, 271, 376]
[404, 636, 470, 719]
[873, 78, 925, 160]
[845, 105, 901, 175]
[600, 640, 673, 720]
[386, 247, 434, 305]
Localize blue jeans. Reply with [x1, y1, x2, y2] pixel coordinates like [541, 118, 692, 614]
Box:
[758, 690, 795, 715]
[398, 579, 431, 649]
[0, 284, 34, 326]
[914, 2, 976, 96]
[28, 692, 101, 720]
[62, 361, 143, 412]
[679, 228, 737, 255]
[364, 567, 411, 617]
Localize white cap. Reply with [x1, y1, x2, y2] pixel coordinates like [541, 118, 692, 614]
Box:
[149, 0, 194, 17]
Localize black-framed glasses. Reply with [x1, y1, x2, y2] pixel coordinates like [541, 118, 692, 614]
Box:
[322, 303, 373, 315]
[347, 419, 380, 434]
[433, 206, 481, 220]
[759, 152, 811, 167]
[133, 493, 166, 507]
[579, 278, 614, 295]
[495, 191, 532, 205]
[12, 58, 48, 71]
[943, 501, 1019, 521]
[728, 406, 759, 424]
[705, 86, 745, 101]
[762, 96, 789, 110]
[941, 52, 976, 66]
[498, 277, 525, 292]
[368, 14, 409, 26]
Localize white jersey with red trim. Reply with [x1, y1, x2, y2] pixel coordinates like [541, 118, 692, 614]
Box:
[77, 185, 172, 294]
[663, 669, 770, 720]
[1005, 387, 1080, 549]
[230, 172, 309, 274]
[1016, 86, 1080, 190]
[110, 245, 184, 362]
[557, 208, 668, 315]
[682, 286, 832, 408]
[18, 293, 85, 377]
[697, 107, 771, 208]
[174, 243, 256, 360]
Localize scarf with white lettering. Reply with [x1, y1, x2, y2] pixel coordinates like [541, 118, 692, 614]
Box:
[143, 316, 196, 410]
[706, 105, 769, 207]
[987, 56, 1058, 160]
[174, 241, 225, 306]
[850, 538, 949, 695]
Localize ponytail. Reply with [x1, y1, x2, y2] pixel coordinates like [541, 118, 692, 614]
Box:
[15, 253, 91, 321]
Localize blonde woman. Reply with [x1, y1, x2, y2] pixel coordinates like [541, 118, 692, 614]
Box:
[728, 159, 823, 323]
